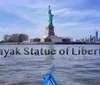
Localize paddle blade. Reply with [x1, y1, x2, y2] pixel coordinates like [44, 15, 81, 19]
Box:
[42, 73, 58, 85]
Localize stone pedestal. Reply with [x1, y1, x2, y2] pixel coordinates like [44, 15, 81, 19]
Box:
[40, 25, 63, 42]
[45, 25, 55, 37]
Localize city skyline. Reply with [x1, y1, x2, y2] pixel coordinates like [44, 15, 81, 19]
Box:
[0, 0, 100, 40]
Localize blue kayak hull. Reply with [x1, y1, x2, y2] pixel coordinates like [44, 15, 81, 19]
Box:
[42, 73, 58, 85]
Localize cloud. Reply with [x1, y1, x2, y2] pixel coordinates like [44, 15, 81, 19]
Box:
[62, 9, 100, 18]
[52, 8, 67, 15]
[52, 8, 100, 19]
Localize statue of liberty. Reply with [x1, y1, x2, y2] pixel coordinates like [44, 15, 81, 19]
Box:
[48, 5, 53, 26]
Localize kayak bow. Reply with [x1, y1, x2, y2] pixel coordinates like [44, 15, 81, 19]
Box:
[42, 73, 58, 85]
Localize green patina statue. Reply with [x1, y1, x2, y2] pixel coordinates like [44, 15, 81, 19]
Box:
[48, 5, 53, 26]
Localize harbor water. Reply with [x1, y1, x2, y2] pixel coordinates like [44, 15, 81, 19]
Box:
[0, 45, 100, 85]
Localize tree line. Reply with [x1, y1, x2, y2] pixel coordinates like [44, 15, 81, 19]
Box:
[3, 33, 29, 42]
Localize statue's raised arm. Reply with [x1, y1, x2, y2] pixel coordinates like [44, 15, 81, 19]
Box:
[48, 5, 53, 26]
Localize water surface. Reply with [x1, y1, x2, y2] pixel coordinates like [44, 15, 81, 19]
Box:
[0, 45, 100, 85]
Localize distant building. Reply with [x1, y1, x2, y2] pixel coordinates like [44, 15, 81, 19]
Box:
[89, 31, 99, 42]
[30, 38, 40, 42]
[62, 37, 72, 42]
[90, 35, 93, 41]
[96, 31, 98, 41]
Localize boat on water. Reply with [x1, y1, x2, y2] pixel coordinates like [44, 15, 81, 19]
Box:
[42, 73, 58, 85]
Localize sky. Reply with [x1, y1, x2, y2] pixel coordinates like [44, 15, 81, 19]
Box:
[0, 0, 100, 40]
